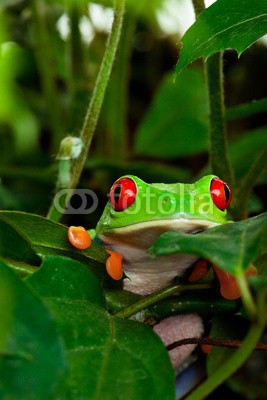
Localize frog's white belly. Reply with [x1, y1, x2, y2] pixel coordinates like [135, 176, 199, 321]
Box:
[99, 217, 219, 295]
[111, 243, 197, 294]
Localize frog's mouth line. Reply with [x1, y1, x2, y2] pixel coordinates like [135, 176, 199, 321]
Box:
[98, 218, 219, 246]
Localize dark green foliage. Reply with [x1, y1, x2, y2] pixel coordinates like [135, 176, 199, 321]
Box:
[0, 0, 267, 399]
[150, 213, 267, 275]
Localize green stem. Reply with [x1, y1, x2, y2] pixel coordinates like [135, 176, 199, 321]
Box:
[106, 289, 239, 318]
[31, 0, 63, 152]
[191, 0, 234, 186]
[205, 52, 234, 186]
[184, 322, 264, 400]
[146, 296, 239, 321]
[70, 0, 125, 187]
[236, 270, 257, 319]
[114, 282, 213, 319]
[47, 0, 125, 222]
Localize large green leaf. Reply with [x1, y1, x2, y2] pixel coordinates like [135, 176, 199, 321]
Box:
[150, 213, 267, 275]
[176, 0, 267, 74]
[134, 69, 209, 158]
[25, 255, 175, 399]
[0, 261, 66, 399]
[44, 298, 175, 400]
[0, 218, 40, 266]
[0, 211, 109, 282]
[0, 273, 13, 352]
[26, 256, 106, 308]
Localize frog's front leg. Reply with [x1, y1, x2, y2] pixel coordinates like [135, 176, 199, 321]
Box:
[153, 314, 203, 371]
[68, 226, 123, 280]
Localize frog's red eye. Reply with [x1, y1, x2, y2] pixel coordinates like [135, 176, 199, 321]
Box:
[210, 178, 232, 211]
[110, 177, 137, 211]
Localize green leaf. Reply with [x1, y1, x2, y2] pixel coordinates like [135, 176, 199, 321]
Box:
[134, 69, 209, 158]
[0, 261, 66, 399]
[0, 274, 13, 352]
[176, 0, 267, 75]
[26, 255, 106, 308]
[44, 298, 175, 400]
[0, 211, 109, 283]
[150, 213, 267, 275]
[0, 218, 40, 266]
[25, 255, 174, 398]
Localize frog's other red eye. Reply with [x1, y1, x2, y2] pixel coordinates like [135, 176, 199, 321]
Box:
[210, 178, 232, 211]
[110, 177, 137, 211]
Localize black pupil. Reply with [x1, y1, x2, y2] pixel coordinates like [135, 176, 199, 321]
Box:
[224, 184, 230, 203]
[113, 183, 122, 204]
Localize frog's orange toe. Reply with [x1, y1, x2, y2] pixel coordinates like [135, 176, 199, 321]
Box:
[68, 226, 92, 250]
[188, 260, 208, 283]
[106, 250, 123, 280]
[212, 265, 240, 300]
[213, 264, 258, 301]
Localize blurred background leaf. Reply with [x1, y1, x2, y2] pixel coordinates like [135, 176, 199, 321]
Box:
[134, 69, 209, 158]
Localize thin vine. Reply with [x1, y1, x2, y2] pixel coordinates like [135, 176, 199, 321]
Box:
[47, 0, 126, 222]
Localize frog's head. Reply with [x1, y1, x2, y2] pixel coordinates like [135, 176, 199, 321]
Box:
[96, 175, 231, 246]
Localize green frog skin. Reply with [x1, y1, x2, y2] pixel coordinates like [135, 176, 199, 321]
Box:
[94, 174, 232, 370]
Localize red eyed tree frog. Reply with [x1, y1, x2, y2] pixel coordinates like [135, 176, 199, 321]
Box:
[68, 174, 255, 370]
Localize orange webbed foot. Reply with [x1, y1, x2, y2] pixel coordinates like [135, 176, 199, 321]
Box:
[188, 259, 209, 283]
[212, 264, 257, 300]
[106, 250, 123, 281]
[68, 226, 92, 250]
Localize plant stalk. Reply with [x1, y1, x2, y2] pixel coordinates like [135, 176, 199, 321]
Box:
[114, 282, 214, 319]
[47, 0, 126, 221]
[237, 270, 257, 319]
[191, 0, 234, 186]
[205, 52, 234, 186]
[70, 0, 125, 188]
